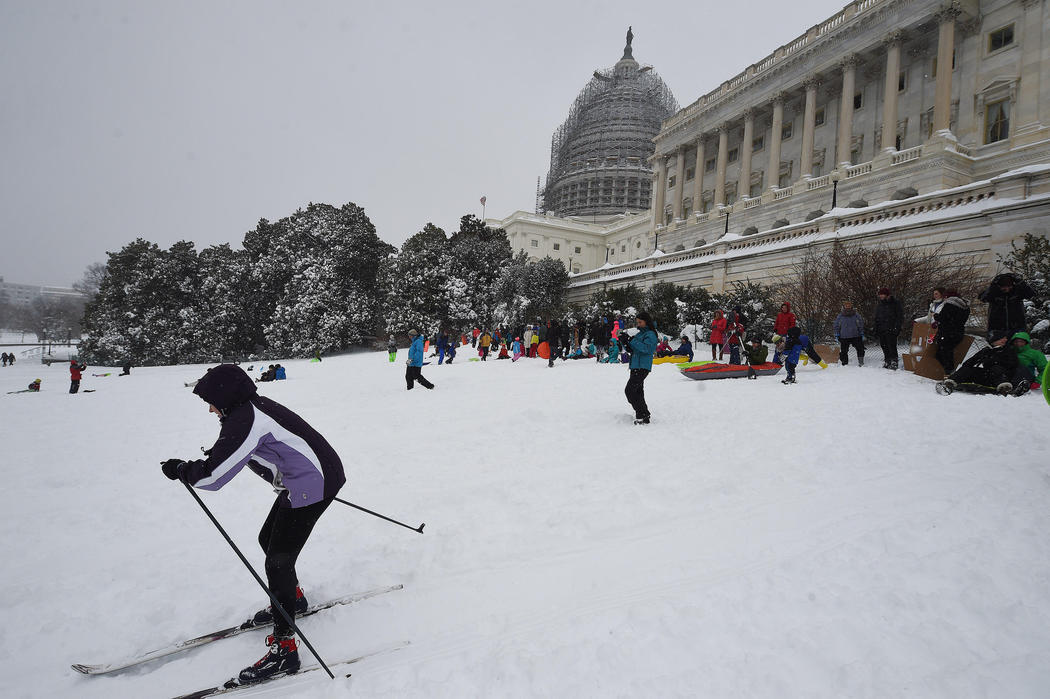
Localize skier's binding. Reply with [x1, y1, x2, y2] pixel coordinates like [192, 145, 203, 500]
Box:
[242, 586, 309, 629]
[230, 633, 301, 687]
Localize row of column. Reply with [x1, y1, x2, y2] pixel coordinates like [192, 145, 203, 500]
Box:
[654, 10, 960, 223]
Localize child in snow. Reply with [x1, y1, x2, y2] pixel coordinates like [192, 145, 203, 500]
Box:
[725, 312, 744, 365]
[387, 335, 397, 363]
[623, 311, 659, 425]
[406, 330, 435, 390]
[28, 378, 41, 392]
[710, 311, 727, 360]
[677, 336, 694, 362]
[479, 331, 493, 361]
[69, 358, 87, 394]
[496, 343, 510, 360]
[160, 364, 346, 686]
[1012, 332, 1047, 388]
[1, 352, 8, 366]
[777, 328, 826, 384]
[529, 330, 540, 358]
[274, 364, 286, 380]
[511, 337, 523, 362]
[446, 341, 456, 364]
[656, 337, 673, 357]
[772, 303, 796, 363]
[744, 337, 768, 366]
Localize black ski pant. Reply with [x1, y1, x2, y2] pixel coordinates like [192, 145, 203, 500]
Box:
[69, 379, 80, 394]
[405, 365, 434, 390]
[258, 496, 332, 637]
[839, 337, 865, 364]
[877, 331, 899, 363]
[625, 368, 651, 420]
[935, 334, 962, 374]
[548, 343, 559, 367]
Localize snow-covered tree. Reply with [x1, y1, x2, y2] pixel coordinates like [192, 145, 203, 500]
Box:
[381, 223, 451, 336]
[998, 233, 1050, 345]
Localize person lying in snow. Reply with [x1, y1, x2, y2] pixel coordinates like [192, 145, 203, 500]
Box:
[160, 364, 346, 686]
[939, 332, 1031, 396]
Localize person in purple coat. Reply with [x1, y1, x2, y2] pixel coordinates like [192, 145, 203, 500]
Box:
[160, 364, 346, 685]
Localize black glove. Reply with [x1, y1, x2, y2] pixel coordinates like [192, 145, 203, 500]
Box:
[161, 459, 187, 481]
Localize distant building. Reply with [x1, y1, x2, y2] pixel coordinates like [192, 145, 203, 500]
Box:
[498, 0, 1050, 302]
[0, 276, 83, 307]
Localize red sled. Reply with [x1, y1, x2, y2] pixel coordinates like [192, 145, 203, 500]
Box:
[681, 362, 783, 380]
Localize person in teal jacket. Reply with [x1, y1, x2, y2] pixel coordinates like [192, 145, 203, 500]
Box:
[623, 311, 659, 424]
[1012, 331, 1048, 386]
[405, 329, 434, 390]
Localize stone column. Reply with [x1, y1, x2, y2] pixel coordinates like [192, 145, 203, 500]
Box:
[837, 54, 859, 167]
[693, 136, 706, 214]
[739, 109, 755, 198]
[652, 157, 667, 229]
[714, 123, 729, 206]
[1015, 0, 1047, 138]
[766, 93, 785, 190]
[673, 147, 686, 220]
[801, 78, 819, 177]
[881, 32, 903, 151]
[933, 3, 961, 134]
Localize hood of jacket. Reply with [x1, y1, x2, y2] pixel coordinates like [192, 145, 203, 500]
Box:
[945, 296, 970, 311]
[193, 364, 258, 412]
[1012, 331, 1032, 344]
[780, 303, 791, 312]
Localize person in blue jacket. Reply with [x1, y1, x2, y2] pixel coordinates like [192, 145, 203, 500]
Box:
[677, 336, 694, 362]
[622, 311, 659, 424]
[436, 331, 449, 365]
[274, 364, 287, 380]
[778, 327, 824, 384]
[406, 329, 434, 390]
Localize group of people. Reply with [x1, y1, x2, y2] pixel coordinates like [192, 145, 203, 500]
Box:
[256, 364, 287, 382]
[1, 352, 16, 366]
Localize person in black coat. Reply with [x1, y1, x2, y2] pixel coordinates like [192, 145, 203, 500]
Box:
[979, 273, 1034, 340]
[933, 290, 970, 373]
[546, 319, 561, 368]
[943, 332, 1029, 395]
[873, 287, 904, 369]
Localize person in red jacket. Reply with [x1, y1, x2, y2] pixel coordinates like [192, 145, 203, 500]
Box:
[710, 310, 727, 361]
[773, 302, 797, 363]
[69, 358, 87, 394]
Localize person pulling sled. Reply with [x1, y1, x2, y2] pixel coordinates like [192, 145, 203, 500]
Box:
[160, 364, 346, 685]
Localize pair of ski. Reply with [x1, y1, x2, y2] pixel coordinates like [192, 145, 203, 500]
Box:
[72, 584, 405, 697]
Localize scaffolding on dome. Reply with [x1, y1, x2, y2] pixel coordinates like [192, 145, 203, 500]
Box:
[542, 56, 678, 218]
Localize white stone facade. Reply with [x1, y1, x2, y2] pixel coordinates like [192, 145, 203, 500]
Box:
[503, 0, 1050, 299]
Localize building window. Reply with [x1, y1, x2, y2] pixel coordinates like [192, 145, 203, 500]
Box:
[853, 92, 863, 110]
[781, 122, 793, 140]
[685, 167, 695, 181]
[636, 241, 641, 248]
[553, 243, 560, 251]
[988, 24, 1015, 53]
[621, 244, 626, 252]
[668, 175, 676, 189]
[812, 163, 822, 178]
[898, 71, 907, 92]
[705, 157, 717, 172]
[683, 202, 692, 218]
[727, 148, 739, 163]
[931, 51, 955, 75]
[779, 171, 792, 188]
[574, 246, 581, 254]
[530, 240, 538, 248]
[985, 99, 1010, 143]
[814, 107, 826, 126]
[850, 149, 861, 165]
[749, 182, 763, 198]
[752, 136, 764, 152]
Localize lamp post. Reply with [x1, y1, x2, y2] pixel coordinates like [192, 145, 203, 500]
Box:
[830, 169, 843, 209]
[654, 229, 659, 253]
[719, 204, 731, 237]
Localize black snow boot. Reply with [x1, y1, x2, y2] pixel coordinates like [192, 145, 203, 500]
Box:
[633, 417, 650, 425]
[245, 587, 308, 628]
[882, 360, 890, 369]
[996, 382, 1014, 396]
[234, 634, 300, 685]
[858, 356, 864, 367]
[890, 360, 898, 370]
[781, 376, 796, 384]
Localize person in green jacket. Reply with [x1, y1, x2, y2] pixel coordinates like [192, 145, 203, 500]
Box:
[623, 311, 658, 425]
[744, 338, 769, 366]
[1012, 331, 1048, 387]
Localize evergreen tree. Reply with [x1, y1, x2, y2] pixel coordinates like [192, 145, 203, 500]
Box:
[998, 233, 1050, 343]
[381, 223, 451, 336]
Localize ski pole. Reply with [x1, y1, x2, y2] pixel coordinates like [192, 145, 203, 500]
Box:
[333, 497, 425, 534]
[180, 481, 335, 680]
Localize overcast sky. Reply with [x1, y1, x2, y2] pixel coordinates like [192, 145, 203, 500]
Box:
[1, 0, 844, 287]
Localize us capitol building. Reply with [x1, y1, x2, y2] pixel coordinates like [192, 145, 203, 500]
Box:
[490, 0, 1050, 302]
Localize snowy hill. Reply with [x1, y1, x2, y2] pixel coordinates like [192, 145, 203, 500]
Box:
[3, 348, 1050, 697]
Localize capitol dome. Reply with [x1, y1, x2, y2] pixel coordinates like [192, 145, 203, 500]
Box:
[542, 28, 678, 219]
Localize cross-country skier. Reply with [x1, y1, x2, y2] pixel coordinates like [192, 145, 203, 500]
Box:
[160, 363, 346, 685]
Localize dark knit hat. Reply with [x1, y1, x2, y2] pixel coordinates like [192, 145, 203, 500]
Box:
[878, 287, 891, 295]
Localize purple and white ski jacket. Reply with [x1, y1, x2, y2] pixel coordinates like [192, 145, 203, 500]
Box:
[183, 365, 345, 508]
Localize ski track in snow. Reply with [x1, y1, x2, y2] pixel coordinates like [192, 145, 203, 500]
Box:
[2, 346, 1050, 698]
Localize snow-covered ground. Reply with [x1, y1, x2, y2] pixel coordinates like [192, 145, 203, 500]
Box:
[3, 347, 1050, 698]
